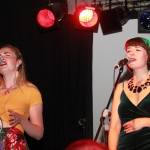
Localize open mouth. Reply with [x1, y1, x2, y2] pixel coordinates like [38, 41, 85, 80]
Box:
[0, 61, 7, 66]
[130, 58, 136, 62]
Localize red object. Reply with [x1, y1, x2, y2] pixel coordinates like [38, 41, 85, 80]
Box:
[65, 139, 109, 150]
[79, 8, 98, 27]
[37, 9, 55, 28]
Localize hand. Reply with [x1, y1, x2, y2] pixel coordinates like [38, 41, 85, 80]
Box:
[123, 118, 149, 133]
[8, 109, 24, 127]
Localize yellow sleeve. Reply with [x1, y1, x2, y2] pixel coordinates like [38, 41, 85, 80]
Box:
[28, 87, 43, 108]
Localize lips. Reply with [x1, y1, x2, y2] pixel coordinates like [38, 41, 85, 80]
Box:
[130, 58, 136, 62]
[0, 61, 7, 66]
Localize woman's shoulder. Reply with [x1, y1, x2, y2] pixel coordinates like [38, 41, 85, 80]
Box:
[20, 83, 42, 105]
[20, 82, 42, 99]
[21, 82, 40, 92]
[116, 82, 124, 89]
[115, 80, 129, 93]
[117, 79, 131, 88]
[26, 82, 37, 88]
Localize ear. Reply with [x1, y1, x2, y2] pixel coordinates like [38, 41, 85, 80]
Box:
[147, 55, 150, 63]
[16, 59, 22, 68]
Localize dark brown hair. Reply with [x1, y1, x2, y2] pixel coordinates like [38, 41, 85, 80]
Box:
[124, 37, 150, 72]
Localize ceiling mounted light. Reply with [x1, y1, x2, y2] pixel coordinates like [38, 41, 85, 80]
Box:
[138, 10, 150, 33]
[36, 8, 55, 28]
[75, 5, 100, 32]
[33, 3, 66, 33]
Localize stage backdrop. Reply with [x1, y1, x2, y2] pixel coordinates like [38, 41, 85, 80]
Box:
[0, 0, 93, 149]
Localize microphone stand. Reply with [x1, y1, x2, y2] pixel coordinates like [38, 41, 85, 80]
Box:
[94, 66, 124, 144]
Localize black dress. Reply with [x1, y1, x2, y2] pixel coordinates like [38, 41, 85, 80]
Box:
[118, 90, 150, 150]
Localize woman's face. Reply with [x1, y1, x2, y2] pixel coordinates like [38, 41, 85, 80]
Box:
[126, 46, 148, 70]
[0, 47, 21, 74]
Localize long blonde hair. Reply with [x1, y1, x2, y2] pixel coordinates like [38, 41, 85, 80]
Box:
[0, 44, 28, 87]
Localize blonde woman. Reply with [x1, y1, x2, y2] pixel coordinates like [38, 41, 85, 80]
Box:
[0, 44, 44, 149]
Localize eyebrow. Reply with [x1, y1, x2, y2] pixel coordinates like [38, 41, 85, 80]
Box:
[0, 52, 12, 56]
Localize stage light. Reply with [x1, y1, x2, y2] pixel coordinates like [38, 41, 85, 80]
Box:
[33, 3, 66, 33]
[138, 10, 150, 33]
[36, 8, 55, 28]
[75, 5, 100, 32]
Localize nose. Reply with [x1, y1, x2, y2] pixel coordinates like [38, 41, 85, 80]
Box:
[129, 51, 134, 56]
[0, 56, 5, 60]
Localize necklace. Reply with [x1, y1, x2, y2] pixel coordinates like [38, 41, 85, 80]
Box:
[3, 84, 16, 95]
[128, 76, 150, 93]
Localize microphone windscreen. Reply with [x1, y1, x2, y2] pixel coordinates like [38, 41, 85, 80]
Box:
[0, 58, 3, 64]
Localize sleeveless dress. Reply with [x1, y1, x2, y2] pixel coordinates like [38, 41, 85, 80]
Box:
[118, 90, 150, 150]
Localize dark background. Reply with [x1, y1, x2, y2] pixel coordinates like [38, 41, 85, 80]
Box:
[0, 0, 93, 149]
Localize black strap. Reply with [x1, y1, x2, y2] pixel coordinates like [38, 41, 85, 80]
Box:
[122, 82, 124, 90]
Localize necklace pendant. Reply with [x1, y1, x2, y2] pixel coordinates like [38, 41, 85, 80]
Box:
[3, 83, 16, 95]
[133, 89, 137, 93]
[4, 90, 9, 95]
[137, 86, 142, 93]
[145, 82, 150, 86]
[128, 85, 130, 88]
[129, 87, 133, 91]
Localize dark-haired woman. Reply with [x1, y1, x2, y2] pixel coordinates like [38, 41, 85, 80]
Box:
[108, 37, 150, 150]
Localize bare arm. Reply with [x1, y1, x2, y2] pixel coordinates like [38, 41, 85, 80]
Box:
[108, 83, 122, 150]
[123, 117, 150, 133]
[8, 104, 44, 140]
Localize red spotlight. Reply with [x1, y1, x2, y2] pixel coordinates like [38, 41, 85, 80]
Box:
[79, 7, 98, 27]
[75, 5, 99, 32]
[33, 3, 66, 33]
[36, 9, 55, 28]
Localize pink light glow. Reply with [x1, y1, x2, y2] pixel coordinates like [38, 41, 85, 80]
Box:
[37, 9, 55, 28]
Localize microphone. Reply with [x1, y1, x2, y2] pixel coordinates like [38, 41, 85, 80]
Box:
[0, 58, 3, 64]
[115, 57, 130, 69]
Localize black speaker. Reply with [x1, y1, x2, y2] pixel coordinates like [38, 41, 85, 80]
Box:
[138, 10, 150, 33]
[99, 9, 122, 35]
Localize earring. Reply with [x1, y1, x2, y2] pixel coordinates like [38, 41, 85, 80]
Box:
[16, 71, 19, 78]
[16, 67, 19, 78]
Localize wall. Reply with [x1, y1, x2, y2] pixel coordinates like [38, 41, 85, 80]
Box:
[92, 19, 150, 141]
